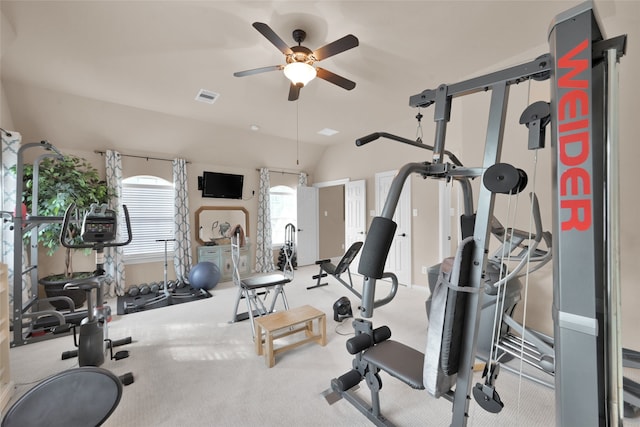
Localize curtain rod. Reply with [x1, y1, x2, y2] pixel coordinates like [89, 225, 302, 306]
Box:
[94, 150, 190, 164]
[256, 168, 305, 176]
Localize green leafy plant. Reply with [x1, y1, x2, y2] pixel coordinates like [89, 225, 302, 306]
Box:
[16, 155, 112, 278]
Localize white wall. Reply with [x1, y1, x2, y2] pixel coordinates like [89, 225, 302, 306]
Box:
[0, 83, 13, 132]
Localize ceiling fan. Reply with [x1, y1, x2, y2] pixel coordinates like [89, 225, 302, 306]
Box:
[234, 22, 359, 101]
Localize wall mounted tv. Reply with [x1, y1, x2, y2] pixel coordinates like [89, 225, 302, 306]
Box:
[201, 171, 244, 199]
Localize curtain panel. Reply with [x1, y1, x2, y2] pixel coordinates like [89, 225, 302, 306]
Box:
[104, 150, 126, 296]
[173, 158, 192, 283]
[255, 168, 275, 272]
[1, 130, 27, 309]
[298, 172, 308, 187]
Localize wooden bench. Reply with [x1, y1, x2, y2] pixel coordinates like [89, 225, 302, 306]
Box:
[254, 305, 326, 367]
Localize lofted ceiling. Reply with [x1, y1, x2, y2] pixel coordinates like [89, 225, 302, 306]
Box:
[0, 1, 628, 172]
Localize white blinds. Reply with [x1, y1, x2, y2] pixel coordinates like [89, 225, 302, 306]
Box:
[121, 182, 175, 262]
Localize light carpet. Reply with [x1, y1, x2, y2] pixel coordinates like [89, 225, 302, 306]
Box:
[7, 264, 638, 426]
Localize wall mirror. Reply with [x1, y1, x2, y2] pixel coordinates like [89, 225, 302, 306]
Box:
[195, 206, 249, 246]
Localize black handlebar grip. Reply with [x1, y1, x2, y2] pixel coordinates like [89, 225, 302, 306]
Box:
[358, 216, 397, 279]
[355, 133, 381, 146]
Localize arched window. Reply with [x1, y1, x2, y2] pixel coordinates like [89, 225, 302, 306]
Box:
[121, 175, 174, 263]
[269, 185, 296, 246]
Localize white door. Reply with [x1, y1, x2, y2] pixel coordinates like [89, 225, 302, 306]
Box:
[345, 179, 366, 269]
[375, 171, 412, 286]
[296, 186, 318, 266]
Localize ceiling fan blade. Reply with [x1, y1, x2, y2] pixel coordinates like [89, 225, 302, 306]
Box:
[316, 68, 356, 90]
[288, 83, 301, 101]
[233, 65, 283, 77]
[313, 34, 359, 61]
[252, 22, 293, 55]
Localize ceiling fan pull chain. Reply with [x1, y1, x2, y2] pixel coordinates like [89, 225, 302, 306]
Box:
[296, 101, 299, 165]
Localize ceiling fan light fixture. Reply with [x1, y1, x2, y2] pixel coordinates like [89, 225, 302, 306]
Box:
[284, 62, 317, 86]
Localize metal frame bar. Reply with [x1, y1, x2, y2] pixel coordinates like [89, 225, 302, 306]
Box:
[606, 45, 624, 425]
[547, 2, 626, 424]
[451, 80, 510, 425]
[11, 141, 67, 347]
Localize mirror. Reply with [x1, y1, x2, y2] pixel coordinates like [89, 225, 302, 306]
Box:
[195, 206, 249, 246]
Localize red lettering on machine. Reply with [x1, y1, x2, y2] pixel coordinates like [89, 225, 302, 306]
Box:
[557, 39, 592, 232]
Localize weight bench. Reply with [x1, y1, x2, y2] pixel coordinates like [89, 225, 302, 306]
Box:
[307, 241, 363, 291]
[327, 237, 478, 425]
[230, 234, 293, 338]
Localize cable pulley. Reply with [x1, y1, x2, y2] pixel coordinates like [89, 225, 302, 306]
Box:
[473, 362, 504, 413]
[519, 101, 551, 150]
[483, 163, 527, 195]
[473, 382, 504, 413]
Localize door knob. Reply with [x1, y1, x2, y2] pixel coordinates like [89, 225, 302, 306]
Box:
[398, 233, 406, 237]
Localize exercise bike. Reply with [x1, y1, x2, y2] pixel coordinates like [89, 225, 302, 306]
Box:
[58, 203, 134, 384]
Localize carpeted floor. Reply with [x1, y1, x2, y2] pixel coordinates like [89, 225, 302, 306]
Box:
[6, 264, 640, 426]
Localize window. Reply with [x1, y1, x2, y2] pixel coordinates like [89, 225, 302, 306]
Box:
[121, 175, 174, 263]
[269, 185, 296, 246]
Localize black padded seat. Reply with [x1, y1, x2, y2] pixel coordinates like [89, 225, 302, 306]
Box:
[2, 367, 122, 427]
[320, 262, 339, 275]
[241, 273, 290, 290]
[362, 340, 425, 389]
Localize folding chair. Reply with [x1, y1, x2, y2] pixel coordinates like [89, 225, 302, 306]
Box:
[230, 233, 292, 338]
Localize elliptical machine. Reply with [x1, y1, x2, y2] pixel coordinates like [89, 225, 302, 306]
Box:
[58, 203, 134, 384]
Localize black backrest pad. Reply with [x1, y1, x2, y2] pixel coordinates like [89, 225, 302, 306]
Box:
[460, 214, 476, 239]
[358, 217, 397, 279]
[334, 241, 364, 276]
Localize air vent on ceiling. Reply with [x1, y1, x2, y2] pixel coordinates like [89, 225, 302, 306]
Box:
[195, 89, 219, 104]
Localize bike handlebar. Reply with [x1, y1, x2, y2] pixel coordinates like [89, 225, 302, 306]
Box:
[60, 203, 133, 249]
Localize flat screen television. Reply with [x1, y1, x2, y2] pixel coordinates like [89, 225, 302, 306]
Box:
[201, 171, 244, 199]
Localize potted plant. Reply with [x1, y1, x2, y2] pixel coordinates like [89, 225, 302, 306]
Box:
[16, 155, 112, 309]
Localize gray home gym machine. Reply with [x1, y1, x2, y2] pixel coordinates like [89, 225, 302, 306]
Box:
[325, 2, 628, 425]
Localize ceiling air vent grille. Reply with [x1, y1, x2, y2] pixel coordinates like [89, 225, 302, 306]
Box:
[195, 89, 219, 104]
